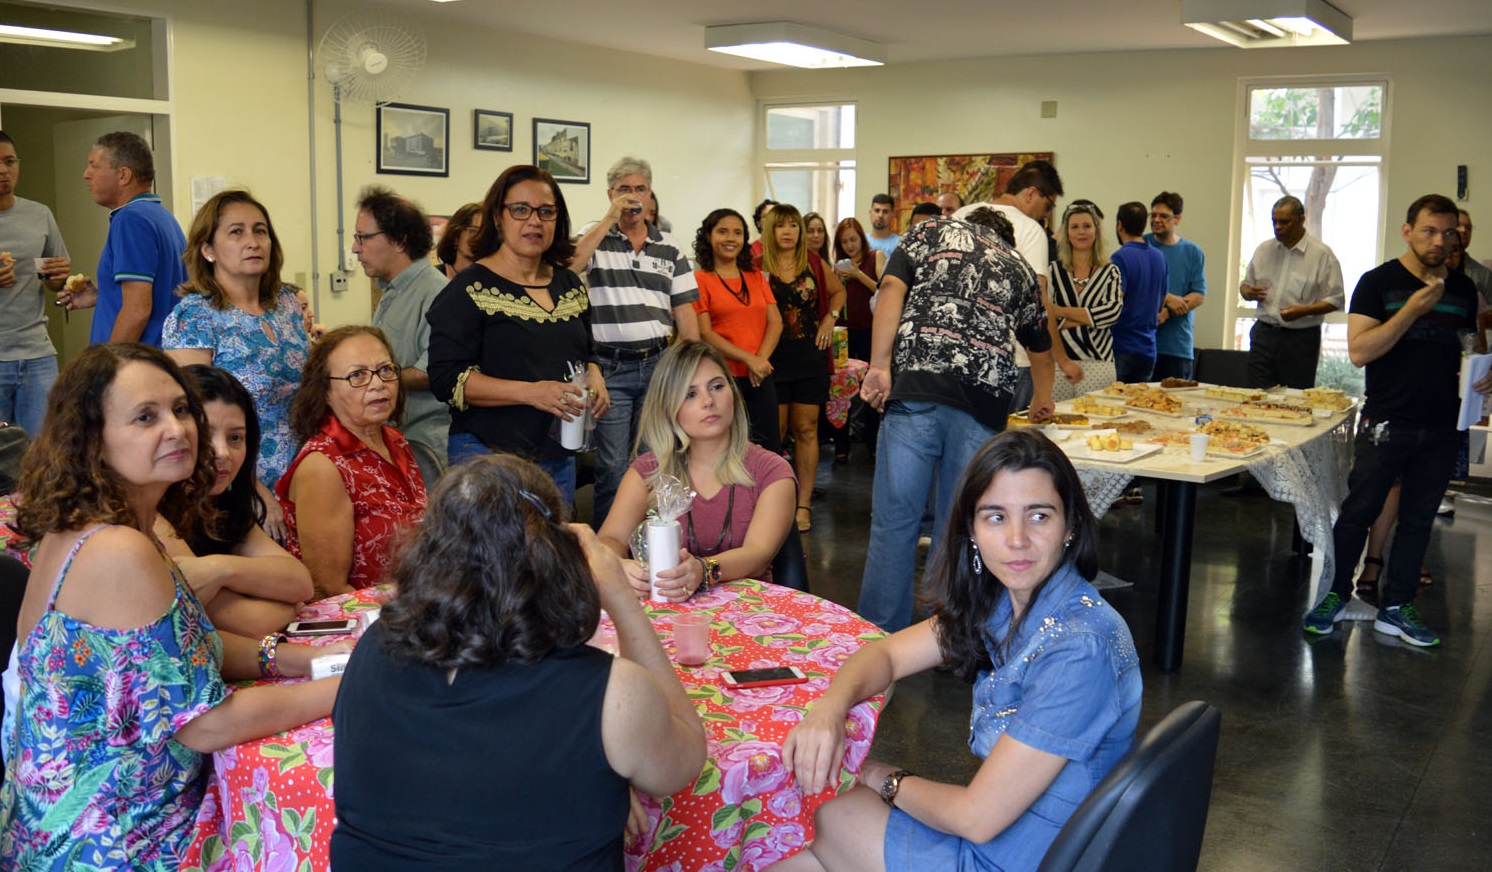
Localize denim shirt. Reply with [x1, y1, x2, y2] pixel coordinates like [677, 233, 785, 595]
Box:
[968, 562, 1143, 846]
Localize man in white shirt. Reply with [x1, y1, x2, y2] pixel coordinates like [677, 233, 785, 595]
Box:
[953, 159, 1074, 408]
[1240, 195, 1345, 389]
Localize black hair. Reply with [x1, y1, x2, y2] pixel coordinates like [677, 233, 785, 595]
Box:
[752, 198, 778, 231]
[1151, 191, 1184, 216]
[1116, 201, 1148, 237]
[871, 193, 895, 208]
[693, 208, 754, 272]
[1405, 193, 1459, 227]
[911, 202, 941, 221]
[357, 185, 434, 259]
[182, 365, 265, 555]
[1004, 159, 1063, 199]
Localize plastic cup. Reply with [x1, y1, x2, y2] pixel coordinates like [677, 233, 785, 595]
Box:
[33, 258, 48, 278]
[672, 613, 711, 666]
[559, 402, 587, 450]
[1190, 433, 1210, 462]
[646, 518, 681, 602]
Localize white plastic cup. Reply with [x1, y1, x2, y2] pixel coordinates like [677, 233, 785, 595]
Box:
[33, 258, 48, 278]
[1190, 433, 1210, 462]
[646, 518, 681, 602]
[559, 404, 587, 450]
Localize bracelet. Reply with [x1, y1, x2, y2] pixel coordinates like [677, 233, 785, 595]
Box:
[258, 633, 288, 679]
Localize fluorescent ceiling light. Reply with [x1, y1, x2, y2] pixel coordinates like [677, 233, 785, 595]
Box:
[1182, 0, 1351, 48]
[0, 23, 134, 52]
[705, 22, 884, 69]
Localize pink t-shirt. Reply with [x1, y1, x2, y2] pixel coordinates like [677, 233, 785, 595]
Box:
[630, 444, 795, 583]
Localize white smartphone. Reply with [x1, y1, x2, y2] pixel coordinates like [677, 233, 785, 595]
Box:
[721, 666, 808, 689]
[285, 618, 358, 637]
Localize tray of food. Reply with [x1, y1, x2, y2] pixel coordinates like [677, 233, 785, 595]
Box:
[1156, 377, 1202, 391]
[1219, 401, 1316, 426]
[1206, 437, 1271, 458]
[1110, 419, 1154, 435]
[1065, 431, 1165, 464]
[1147, 430, 1198, 448]
[1094, 382, 1156, 399]
[1067, 396, 1129, 418]
[1301, 387, 1354, 412]
[1007, 410, 1092, 429]
[1203, 385, 1268, 403]
[1124, 389, 1189, 416]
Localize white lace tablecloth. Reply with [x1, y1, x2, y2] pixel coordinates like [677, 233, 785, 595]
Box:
[1064, 406, 1358, 618]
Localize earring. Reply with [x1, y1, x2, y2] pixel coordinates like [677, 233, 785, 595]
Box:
[971, 542, 984, 576]
[1064, 535, 1074, 550]
[206, 256, 215, 263]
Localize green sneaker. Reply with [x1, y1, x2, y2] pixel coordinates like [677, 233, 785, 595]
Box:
[1374, 604, 1440, 647]
[1303, 591, 1347, 635]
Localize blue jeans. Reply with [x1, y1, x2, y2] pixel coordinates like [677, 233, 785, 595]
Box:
[1152, 354, 1194, 381]
[1330, 421, 1458, 608]
[0, 355, 58, 437]
[447, 432, 576, 507]
[1113, 352, 1155, 384]
[857, 401, 995, 632]
[591, 355, 659, 527]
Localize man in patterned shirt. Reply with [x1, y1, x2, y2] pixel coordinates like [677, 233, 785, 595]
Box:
[856, 210, 1054, 632]
[571, 156, 699, 525]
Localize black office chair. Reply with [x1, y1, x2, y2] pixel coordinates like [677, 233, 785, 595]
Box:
[1192, 349, 1251, 388]
[769, 525, 809, 592]
[0, 553, 28, 776]
[1037, 700, 1222, 872]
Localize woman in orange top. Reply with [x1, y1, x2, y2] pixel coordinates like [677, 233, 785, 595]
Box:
[693, 208, 782, 452]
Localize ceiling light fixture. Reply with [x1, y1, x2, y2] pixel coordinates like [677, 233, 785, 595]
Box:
[1182, 0, 1351, 48]
[705, 22, 884, 69]
[0, 23, 134, 52]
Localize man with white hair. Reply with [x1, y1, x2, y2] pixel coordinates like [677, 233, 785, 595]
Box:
[572, 156, 699, 525]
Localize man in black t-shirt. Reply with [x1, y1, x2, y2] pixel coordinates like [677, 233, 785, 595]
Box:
[855, 215, 1053, 632]
[1305, 194, 1491, 646]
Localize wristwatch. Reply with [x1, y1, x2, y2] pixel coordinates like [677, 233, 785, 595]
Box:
[695, 555, 721, 595]
[879, 769, 915, 807]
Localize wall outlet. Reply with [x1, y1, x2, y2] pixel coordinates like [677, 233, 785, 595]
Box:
[331, 271, 349, 293]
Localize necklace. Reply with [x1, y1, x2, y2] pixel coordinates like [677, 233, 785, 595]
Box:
[716, 271, 750, 307]
[685, 484, 736, 557]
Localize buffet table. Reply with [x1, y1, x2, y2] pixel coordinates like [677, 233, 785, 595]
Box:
[1051, 386, 1356, 670]
[181, 580, 885, 872]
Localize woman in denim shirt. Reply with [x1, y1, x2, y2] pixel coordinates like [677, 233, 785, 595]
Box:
[777, 429, 1142, 872]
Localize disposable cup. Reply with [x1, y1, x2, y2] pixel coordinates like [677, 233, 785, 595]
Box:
[559, 405, 587, 450]
[1190, 433, 1210, 462]
[646, 519, 681, 602]
[672, 613, 710, 666]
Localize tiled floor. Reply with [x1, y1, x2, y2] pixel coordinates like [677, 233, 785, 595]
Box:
[798, 445, 1492, 872]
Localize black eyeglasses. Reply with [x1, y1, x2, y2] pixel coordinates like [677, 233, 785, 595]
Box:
[503, 203, 559, 222]
[329, 363, 400, 388]
[351, 230, 386, 244]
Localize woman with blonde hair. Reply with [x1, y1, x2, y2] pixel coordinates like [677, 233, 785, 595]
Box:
[1047, 201, 1123, 400]
[758, 204, 845, 533]
[598, 340, 796, 596]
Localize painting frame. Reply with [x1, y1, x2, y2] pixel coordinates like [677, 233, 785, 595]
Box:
[532, 117, 590, 185]
[887, 152, 1055, 229]
[376, 102, 449, 177]
[473, 109, 513, 152]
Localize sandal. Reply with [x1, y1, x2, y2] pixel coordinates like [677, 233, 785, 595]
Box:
[1419, 566, 1433, 587]
[796, 505, 812, 533]
[1355, 555, 1383, 600]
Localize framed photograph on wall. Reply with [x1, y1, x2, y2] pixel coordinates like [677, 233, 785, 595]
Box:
[533, 117, 590, 184]
[887, 151, 1054, 229]
[473, 109, 513, 152]
[377, 102, 449, 177]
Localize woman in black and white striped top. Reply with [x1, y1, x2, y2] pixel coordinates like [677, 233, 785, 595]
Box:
[1048, 202, 1124, 401]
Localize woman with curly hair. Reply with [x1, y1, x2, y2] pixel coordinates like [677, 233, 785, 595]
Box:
[692, 207, 782, 451]
[331, 454, 706, 868]
[0, 343, 342, 869]
[774, 429, 1141, 872]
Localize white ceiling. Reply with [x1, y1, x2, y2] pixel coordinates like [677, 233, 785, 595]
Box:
[384, 0, 1492, 70]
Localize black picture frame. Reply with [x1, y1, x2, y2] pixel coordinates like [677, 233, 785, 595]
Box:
[532, 117, 590, 184]
[473, 109, 513, 152]
[376, 102, 449, 177]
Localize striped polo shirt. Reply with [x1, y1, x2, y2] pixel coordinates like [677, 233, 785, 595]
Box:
[582, 225, 698, 351]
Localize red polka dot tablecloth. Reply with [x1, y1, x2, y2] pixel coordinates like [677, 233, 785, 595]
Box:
[827, 359, 869, 429]
[179, 580, 884, 872]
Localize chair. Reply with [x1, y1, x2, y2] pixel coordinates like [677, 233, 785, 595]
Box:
[1192, 349, 1251, 388]
[769, 524, 809, 592]
[1037, 700, 1222, 872]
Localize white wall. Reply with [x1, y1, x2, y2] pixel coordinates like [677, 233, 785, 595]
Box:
[750, 35, 1492, 350]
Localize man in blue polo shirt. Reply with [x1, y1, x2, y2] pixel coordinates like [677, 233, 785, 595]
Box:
[72, 131, 185, 346]
[1144, 191, 1207, 381]
[1109, 201, 1168, 383]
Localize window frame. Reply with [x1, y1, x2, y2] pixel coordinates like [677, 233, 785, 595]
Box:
[757, 99, 858, 230]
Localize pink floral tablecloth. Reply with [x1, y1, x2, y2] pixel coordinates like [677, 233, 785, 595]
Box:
[826, 359, 869, 429]
[180, 580, 884, 872]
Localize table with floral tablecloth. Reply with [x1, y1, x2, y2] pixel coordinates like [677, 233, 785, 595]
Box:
[181, 579, 885, 872]
[827, 359, 869, 429]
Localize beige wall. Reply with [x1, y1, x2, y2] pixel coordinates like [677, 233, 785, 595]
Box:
[750, 35, 1492, 350]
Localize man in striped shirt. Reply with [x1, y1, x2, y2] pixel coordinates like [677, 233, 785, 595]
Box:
[571, 156, 699, 525]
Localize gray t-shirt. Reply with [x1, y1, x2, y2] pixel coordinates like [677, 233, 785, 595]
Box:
[0, 197, 69, 360]
[371, 257, 451, 465]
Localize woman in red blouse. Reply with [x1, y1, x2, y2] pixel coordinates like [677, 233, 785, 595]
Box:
[831, 217, 886, 463]
[276, 325, 427, 597]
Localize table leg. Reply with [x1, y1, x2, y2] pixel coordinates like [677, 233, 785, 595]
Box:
[1154, 480, 1197, 672]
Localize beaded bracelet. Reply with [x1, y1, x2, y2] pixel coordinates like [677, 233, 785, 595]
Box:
[258, 633, 288, 679]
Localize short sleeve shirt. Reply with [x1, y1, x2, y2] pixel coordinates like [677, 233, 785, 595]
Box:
[583, 226, 699, 350]
[93, 194, 187, 347]
[0, 197, 69, 360]
[693, 270, 776, 378]
[371, 258, 452, 466]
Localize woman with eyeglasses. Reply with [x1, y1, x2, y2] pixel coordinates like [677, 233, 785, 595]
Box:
[435, 202, 482, 280]
[276, 325, 427, 598]
[427, 165, 608, 506]
[1047, 202, 1123, 400]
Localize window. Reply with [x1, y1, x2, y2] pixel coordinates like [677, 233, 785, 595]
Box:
[760, 102, 856, 227]
[1229, 79, 1388, 392]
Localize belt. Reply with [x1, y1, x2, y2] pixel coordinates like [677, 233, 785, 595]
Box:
[595, 341, 669, 362]
[1252, 320, 1313, 331]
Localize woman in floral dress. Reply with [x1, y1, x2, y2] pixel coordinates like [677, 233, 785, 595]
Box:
[163, 189, 309, 540]
[0, 343, 342, 869]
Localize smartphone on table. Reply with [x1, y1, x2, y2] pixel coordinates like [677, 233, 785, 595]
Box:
[721, 666, 808, 688]
[285, 618, 358, 637]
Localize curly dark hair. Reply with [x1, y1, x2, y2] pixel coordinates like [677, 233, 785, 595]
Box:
[179, 189, 287, 310]
[692, 208, 753, 273]
[920, 429, 1099, 683]
[288, 325, 405, 444]
[357, 185, 433, 259]
[470, 165, 575, 269]
[378, 454, 599, 668]
[435, 202, 482, 269]
[13, 343, 219, 543]
[182, 365, 264, 555]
